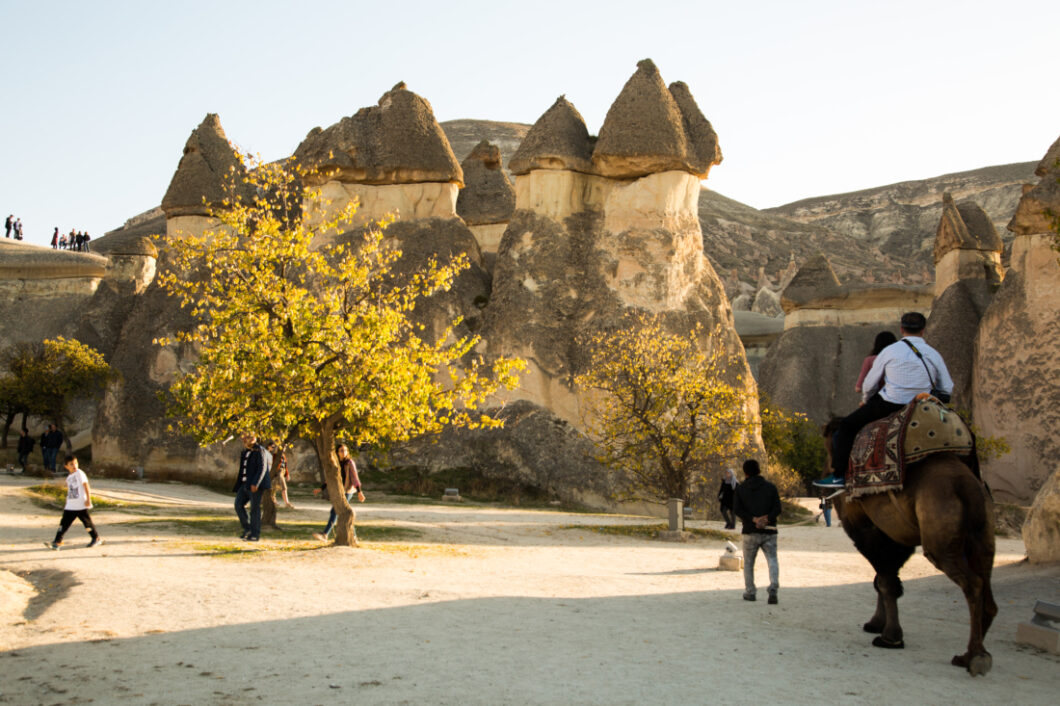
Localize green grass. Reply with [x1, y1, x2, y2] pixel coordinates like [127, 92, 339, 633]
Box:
[120, 515, 421, 541]
[24, 483, 140, 510]
[561, 523, 739, 542]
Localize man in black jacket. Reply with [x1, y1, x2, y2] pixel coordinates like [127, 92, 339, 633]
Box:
[233, 433, 272, 541]
[733, 459, 782, 604]
[17, 429, 35, 473]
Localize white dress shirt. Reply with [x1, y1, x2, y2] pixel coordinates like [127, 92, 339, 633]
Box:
[861, 336, 953, 405]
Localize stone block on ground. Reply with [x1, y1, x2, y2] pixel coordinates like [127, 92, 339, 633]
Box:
[718, 554, 743, 571]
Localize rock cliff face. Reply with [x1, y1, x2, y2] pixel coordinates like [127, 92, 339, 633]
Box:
[973, 136, 1060, 504]
[765, 162, 1036, 275]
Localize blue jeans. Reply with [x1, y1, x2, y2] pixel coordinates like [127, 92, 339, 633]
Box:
[42, 447, 58, 471]
[742, 533, 779, 597]
[322, 491, 356, 537]
[235, 486, 263, 538]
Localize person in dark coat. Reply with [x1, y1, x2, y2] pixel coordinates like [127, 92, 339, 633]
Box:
[233, 433, 271, 541]
[17, 429, 35, 473]
[717, 468, 738, 529]
[733, 459, 782, 604]
[40, 424, 65, 472]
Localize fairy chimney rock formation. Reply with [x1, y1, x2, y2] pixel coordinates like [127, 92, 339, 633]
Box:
[162, 113, 246, 239]
[457, 140, 516, 259]
[933, 193, 1003, 296]
[484, 60, 756, 443]
[294, 82, 464, 232]
[667, 81, 723, 176]
[974, 133, 1060, 504]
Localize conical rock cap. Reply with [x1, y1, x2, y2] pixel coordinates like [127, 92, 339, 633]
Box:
[1008, 132, 1060, 235]
[457, 140, 515, 225]
[295, 82, 462, 186]
[668, 81, 722, 178]
[593, 59, 691, 178]
[509, 96, 594, 176]
[162, 114, 246, 217]
[780, 253, 843, 309]
[934, 193, 1001, 262]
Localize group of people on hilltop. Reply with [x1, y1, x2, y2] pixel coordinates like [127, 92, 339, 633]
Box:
[5, 214, 24, 240]
[51, 227, 91, 252]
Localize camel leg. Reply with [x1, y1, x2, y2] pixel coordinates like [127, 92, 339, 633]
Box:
[843, 505, 914, 646]
[922, 536, 994, 675]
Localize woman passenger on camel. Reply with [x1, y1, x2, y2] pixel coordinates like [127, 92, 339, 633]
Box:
[855, 331, 897, 402]
[815, 312, 953, 488]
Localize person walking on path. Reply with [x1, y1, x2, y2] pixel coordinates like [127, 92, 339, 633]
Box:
[17, 429, 35, 474]
[733, 459, 781, 604]
[312, 443, 364, 543]
[816, 312, 953, 488]
[267, 441, 295, 509]
[818, 494, 833, 527]
[40, 424, 64, 473]
[46, 454, 102, 549]
[232, 433, 271, 541]
[717, 468, 738, 530]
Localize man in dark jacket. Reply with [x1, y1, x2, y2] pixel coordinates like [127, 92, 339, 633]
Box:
[17, 429, 35, 473]
[233, 433, 272, 541]
[732, 459, 782, 604]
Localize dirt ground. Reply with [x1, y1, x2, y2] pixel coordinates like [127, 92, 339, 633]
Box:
[0, 475, 1057, 705]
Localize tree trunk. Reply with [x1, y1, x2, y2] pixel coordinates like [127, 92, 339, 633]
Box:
[1, 411, 13, 449]
[261, 486, 278, 529]
[312, 419, 356, 546]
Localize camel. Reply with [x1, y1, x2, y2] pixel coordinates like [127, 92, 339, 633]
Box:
[823, 419, 997, 676]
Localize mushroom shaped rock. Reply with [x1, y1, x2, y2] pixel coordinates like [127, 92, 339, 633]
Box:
[668, 81, 722, 178]
[295, 82, 462, 187]
[593, 59, 691, 179]
[457, 140, 516, 225]
[508, 96, 594, 176]
[161, 113, 246, 217]
[934, 193, 1002, 263]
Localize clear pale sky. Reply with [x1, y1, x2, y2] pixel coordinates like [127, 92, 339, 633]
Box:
[1, 0, 1057, 246]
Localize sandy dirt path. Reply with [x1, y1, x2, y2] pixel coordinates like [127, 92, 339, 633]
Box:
[0, 476, 1057, 705]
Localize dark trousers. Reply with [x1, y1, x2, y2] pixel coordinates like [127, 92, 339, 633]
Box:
[831, 393, 905, 477]
[17, 452, 29, 472]
[42, 447, 59, 471]
[54, 509, 98, 544]
[720, 504, 736, 529]
[234, 486, 263, 538]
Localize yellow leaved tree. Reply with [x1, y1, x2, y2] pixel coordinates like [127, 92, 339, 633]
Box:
[576, 314, 754, 506]
[155, 156, 524, 546]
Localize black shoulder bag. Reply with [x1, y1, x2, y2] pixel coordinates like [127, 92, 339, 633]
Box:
[903, 340, 950, 403]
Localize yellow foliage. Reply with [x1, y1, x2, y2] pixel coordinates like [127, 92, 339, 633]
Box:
[576, 313, 755, 504]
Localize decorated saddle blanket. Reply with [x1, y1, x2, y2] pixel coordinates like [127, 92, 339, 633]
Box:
[847, 394, 974, 498]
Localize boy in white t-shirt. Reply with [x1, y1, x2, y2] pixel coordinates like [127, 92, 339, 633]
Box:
[46, 455, 102, 549]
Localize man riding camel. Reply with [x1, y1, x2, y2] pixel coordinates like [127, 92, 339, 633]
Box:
[815, 312, 953, 488]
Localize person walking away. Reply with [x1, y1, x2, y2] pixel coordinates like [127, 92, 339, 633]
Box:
[268, 441, 294, 509]
[312, 443, 364, 544]
[46, 454, 102, 549]
[733, 459, 781, 604]
[232, 433, 271, 541]
[815, 312, 953, 488]
[717, 468, 738, 529]
[17, 429, 34, 474]
[855, 331, 897, 400]
[51, 227, 59, 249]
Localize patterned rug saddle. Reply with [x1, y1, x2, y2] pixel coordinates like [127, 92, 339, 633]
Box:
[847, 394, 975, 498]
